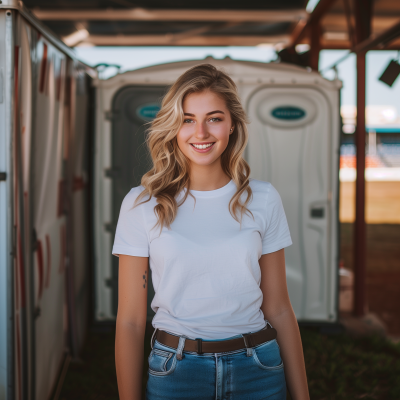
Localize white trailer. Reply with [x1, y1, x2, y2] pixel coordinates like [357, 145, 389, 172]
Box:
[93, 58, 342, 325]
[0, 2, 94, 399]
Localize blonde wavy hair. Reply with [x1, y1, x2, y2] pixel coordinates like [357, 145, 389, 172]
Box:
[135, 63, 253, 230]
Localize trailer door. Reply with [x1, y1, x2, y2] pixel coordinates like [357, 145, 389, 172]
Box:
[109, 85, 167, 319]
[246, 86, 337, 321]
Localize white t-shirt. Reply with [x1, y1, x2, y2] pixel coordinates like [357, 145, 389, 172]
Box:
[112, 179, 292, 339]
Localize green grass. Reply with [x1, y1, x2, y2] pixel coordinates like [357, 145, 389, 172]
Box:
[60, 327, 400, 400]
[300, 328, 400, 399]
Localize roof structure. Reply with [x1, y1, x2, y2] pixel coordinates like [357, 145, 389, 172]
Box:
[24, 0, 400, 49]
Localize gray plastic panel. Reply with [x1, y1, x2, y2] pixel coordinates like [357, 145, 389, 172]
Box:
[111, 85, 167, 319]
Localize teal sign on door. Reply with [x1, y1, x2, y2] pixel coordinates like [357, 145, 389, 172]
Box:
[271, 106, 306, 120]
[136, 103, 161, 121]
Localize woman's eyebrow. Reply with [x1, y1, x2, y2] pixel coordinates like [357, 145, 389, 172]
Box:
[183, 110, 225, 117]
[206, 110, 225, 116]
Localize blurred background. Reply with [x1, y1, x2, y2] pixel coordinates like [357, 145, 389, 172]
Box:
[1, 0, 400, 399]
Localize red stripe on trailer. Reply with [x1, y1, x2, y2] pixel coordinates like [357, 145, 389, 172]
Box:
[18, 232, 26, 308]
[14, 255, 19, 310]
[73, 175, 86, 192]
[36, 240, 44, 299]
[39, 43, 48, 93]
[45, 234, 51, 288]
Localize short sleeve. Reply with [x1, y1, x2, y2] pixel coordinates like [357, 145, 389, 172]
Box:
[261, 184, 292, 255]
[112, 187, 149, 258]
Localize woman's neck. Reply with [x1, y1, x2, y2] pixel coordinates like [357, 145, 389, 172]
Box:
[189, 161, 230, 191]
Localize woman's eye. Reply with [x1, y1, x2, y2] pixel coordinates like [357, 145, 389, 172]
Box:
[209, 117, 221, 122]
[183, 119, 194, 123]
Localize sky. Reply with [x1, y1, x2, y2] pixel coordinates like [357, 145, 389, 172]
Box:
[74, 46, 400, 111]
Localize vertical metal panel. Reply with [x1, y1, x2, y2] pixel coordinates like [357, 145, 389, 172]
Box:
[0, 8, 15, 400]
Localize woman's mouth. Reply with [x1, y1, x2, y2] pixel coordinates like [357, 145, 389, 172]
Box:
[190, 142, 215, 153]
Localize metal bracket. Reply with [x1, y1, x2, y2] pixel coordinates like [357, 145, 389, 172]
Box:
[105, 277, 116, 288]
[0, 172, 6, 181]
[104, 222, 116, 233]
[104, 110, 119, 121]
[34, 307, 41, 319]
[0, 0, 20, 10]
[32, 228, 38, 251]
[104, 167, 121, 179]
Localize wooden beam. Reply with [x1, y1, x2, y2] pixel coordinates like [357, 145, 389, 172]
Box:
[74, 34, 290, 47]
[33, 8, 307, 22]
[290, 0, 338, 46]
[323, 14, 399, 32]
[353, 19, 400, 53]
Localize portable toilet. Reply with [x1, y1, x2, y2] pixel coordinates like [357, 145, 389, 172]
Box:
[93, 57, 341, 324]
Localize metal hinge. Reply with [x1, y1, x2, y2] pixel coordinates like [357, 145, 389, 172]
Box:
[0, 172, 6, 181]
[32, 228, 38, 251]
[104, 222, 116, 233]
[34, 307, 41, 319]
[104, 110, 119, 121]
[105, 277, 116, 288]
[104, 167, 121, 179]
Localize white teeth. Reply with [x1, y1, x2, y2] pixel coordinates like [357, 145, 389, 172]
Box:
[192, 143, 213, 149]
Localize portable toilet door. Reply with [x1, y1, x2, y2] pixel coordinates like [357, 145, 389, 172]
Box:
[246, 85, 339, 322]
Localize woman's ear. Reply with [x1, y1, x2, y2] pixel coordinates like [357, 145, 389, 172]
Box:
[230, 126, 234, 135]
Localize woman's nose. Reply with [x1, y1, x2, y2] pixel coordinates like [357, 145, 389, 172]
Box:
[195, 122, 209, 140]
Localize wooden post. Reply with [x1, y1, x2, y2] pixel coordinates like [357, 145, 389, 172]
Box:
[353, 0, 372, 317]
[309, 21, 322, 70]
[354, 52, 367, 316]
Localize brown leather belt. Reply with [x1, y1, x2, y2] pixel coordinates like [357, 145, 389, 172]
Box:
[154, 325, 277, 354]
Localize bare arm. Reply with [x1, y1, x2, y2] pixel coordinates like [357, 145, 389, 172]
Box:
[259, 249, 309, 400]
[115, 255, 149, 400]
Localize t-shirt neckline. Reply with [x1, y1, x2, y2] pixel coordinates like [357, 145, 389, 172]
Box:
[187, 179, 236, 198]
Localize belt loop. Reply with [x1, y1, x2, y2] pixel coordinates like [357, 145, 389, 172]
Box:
[150, 327, 158, 350]
[176, 336, 186, 361]
[242, 333, 253, 357]
[195, 338, 203, 354]
[265, 319, 273, 329]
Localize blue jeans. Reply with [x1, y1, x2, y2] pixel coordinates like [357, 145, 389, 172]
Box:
[145, 326, 286, 399]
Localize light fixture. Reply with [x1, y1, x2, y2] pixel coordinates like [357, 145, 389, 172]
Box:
[378, 54, 400, 87]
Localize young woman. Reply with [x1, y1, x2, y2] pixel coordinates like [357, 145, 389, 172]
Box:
[112, 64, 310, 400]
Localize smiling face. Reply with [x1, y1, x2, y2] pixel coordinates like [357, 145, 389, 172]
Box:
[176, 90, 233, 168]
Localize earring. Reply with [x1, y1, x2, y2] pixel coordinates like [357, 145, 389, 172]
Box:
[230, 128, 233, 132]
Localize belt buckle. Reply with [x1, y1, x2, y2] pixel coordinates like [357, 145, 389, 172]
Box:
[242, 333, 254, 349]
